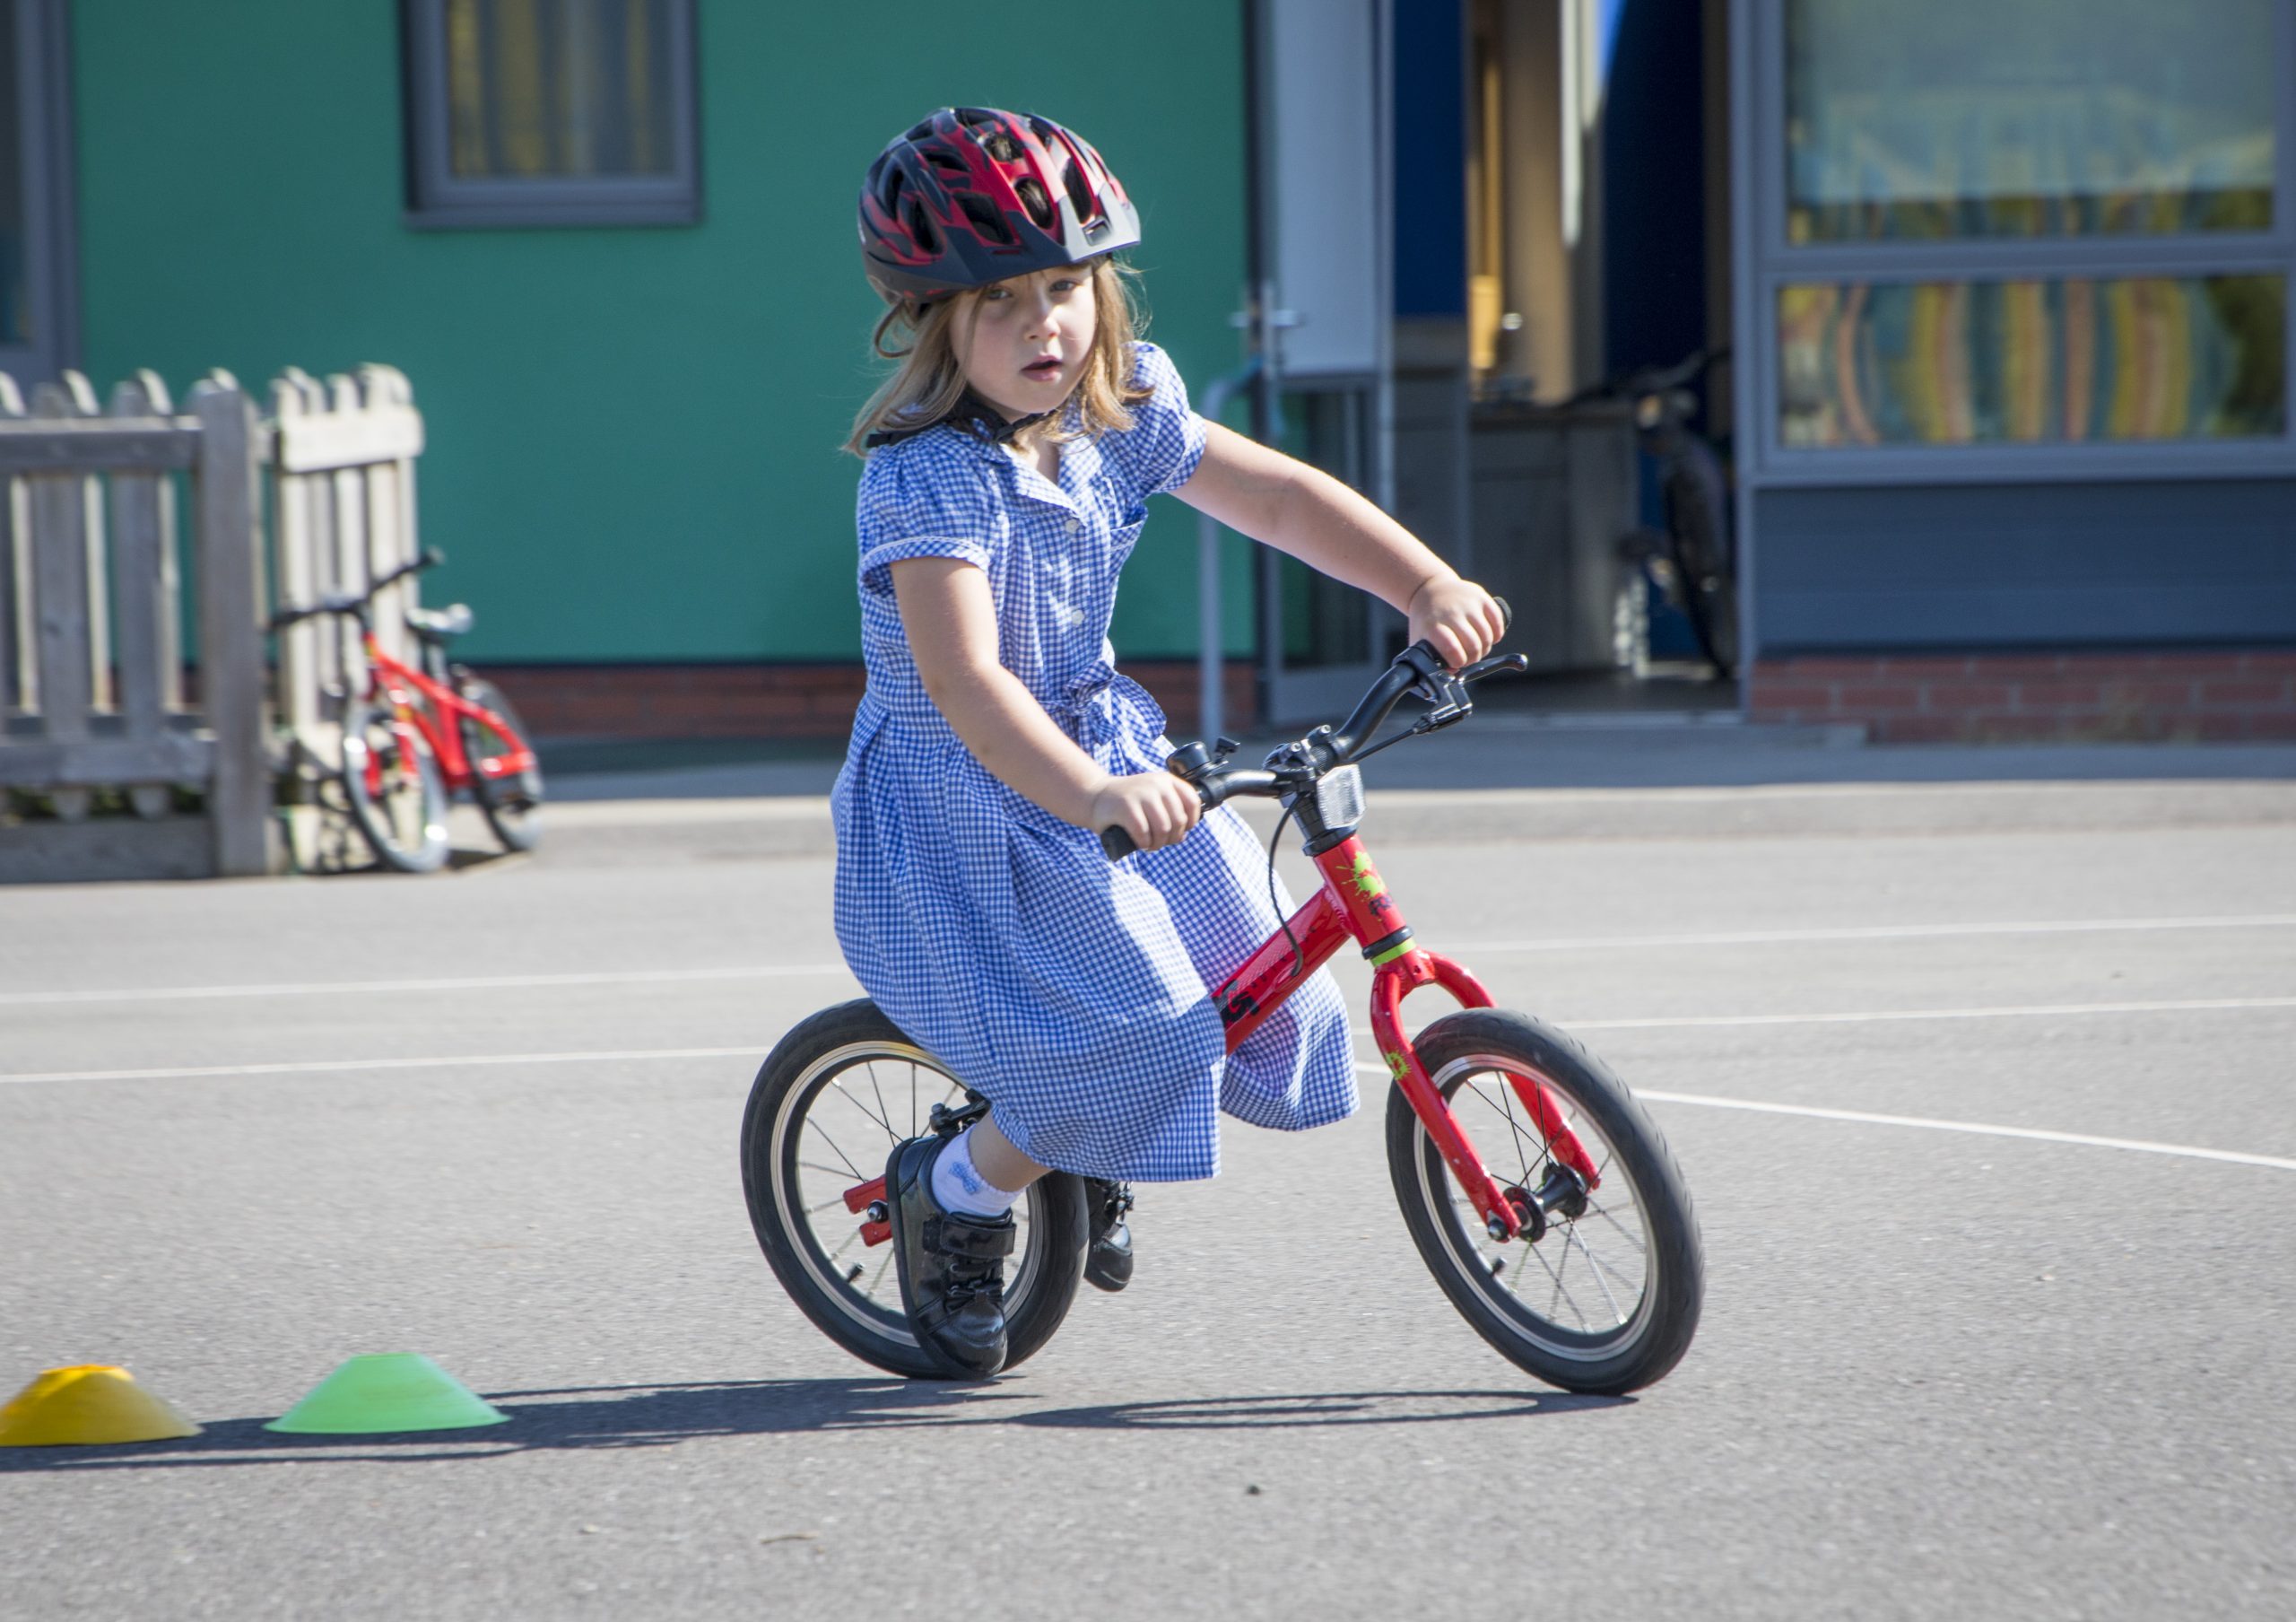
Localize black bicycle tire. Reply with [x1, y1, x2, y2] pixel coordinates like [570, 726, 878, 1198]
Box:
[456, 676, 544, 853]
[341, 701, 449, 874]
[739, 998, 1088, 1380]
[1385, 1009, 1703, 1395]
[1660, 448, 1738, 676]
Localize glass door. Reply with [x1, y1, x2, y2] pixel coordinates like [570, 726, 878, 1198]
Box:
[1258, 380, 1403, 722]
[1251, 0, 1397, 725]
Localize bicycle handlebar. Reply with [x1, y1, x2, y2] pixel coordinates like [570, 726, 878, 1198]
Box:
[268, 548, 445, 632]
[1099, 597, 1524, 860]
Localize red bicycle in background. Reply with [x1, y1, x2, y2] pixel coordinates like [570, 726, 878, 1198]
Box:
[740, 624, 1705, 1393]
[269, 551, 544, 872]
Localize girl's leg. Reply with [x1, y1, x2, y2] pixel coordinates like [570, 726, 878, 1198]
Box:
[967, 1115, 1050, 1193]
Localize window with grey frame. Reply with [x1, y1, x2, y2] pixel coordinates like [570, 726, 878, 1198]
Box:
[1746, 0, 2293, 483]
[402, 0, 700, 229]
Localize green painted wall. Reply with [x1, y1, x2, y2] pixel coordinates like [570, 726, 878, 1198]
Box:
[71, 1, 1255, 665]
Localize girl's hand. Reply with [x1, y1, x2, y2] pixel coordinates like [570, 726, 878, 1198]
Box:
[1408, 576, 1507, 670]
[1089, 771, 1202, 853]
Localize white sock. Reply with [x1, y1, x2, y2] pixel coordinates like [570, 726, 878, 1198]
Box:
[931, 1126, 1020, 1217]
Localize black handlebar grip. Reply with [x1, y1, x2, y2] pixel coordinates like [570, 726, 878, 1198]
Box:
[1494, 595, 1512, 636]
[1100, 825, 1137, 861]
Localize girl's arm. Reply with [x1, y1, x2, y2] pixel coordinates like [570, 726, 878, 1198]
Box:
[1174, 422, 1505, 668]
[889, 557, 1201, 851]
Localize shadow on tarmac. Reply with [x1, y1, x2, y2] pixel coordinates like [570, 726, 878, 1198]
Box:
[0, 1378, 1623, 1469]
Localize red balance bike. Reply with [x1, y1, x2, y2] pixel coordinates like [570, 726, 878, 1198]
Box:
[269, 551, 544, 872]
[740, 630, 1703, 1393]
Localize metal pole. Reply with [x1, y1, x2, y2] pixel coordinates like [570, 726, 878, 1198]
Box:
[1195, 359, 1261, 746]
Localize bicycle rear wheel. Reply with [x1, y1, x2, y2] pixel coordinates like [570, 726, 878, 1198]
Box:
[739, 999, 1088, 1379]
[341, 701, 449, 874]
[1386, 1009, 1702, 1394]
[1662, 449, 1738, 676]
[456, 676, 543, 853]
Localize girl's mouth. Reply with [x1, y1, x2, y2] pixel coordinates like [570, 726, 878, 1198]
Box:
[1022, 357, 1064, 381]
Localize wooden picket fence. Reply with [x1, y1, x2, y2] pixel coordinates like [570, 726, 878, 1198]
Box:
[266, 365, 427, 871]
[0, 363, 427, 882]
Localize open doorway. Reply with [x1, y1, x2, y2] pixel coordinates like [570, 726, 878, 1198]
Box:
[1458, 0, 1737, 718]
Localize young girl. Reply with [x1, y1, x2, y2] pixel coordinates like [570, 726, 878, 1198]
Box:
[836, 108, 1503, 1377]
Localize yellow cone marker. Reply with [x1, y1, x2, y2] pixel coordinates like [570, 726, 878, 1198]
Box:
[0, 1365, 202, 1446]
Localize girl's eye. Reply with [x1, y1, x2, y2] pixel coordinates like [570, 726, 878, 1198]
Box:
[981, 286, 1012, 301]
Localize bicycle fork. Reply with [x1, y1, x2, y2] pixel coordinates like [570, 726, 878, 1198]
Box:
[1218, 834, 1603, 1243]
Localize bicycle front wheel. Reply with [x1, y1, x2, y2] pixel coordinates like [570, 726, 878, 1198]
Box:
[457, 676, 543, 853]
[1386, 1009, 1702, 1394]
[341, 702, 449, 873]
[739, 999, 1088, 1379]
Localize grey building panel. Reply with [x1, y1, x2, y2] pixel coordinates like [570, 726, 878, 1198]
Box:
[1754, 480, 2296, 653]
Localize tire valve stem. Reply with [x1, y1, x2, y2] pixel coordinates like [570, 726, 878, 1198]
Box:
[845, 1263, 865, 1284]
[865, 1201, 889, 1225]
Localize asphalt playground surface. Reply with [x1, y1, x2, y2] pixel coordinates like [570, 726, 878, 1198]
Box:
[4, 729, 2294, 1619]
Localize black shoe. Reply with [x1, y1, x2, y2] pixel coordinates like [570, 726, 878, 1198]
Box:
[1083, 1178, 1134, 1294]
[886, 1136, 1015, 1378]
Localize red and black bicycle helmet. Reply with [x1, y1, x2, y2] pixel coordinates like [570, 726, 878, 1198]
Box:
[858, 108, 1141, 305]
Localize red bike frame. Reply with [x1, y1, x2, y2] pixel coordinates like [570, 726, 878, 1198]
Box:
[842, 831, 1599, 1246]
[353, 629, 535, 802]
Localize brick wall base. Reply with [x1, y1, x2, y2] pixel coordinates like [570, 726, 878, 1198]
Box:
[1749, 650, 2296, 743]
[481, 659, 1260, 741]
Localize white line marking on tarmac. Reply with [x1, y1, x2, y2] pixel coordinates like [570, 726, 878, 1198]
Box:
[5, 911, 2292, 1007]
[1346, 1063, 2296, 1172]
[1352, 994, 2296, 1040]
[1455, 911, 2296, 955]
[9, 1043, 2292, 1173]
[0, 964, 857, 1007]
[0, 1048, 761, 1086]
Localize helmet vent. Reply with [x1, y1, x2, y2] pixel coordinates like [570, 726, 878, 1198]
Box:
[907, 119, 935, 142]
[1060, 160, 1094, 222]
[984, 132, 1024, 163]
[906, 202, 940, 255]
[1014, 178, 1055, 230]
[925, 150, 966, 174]
[879, 166, 905, 214]
[954, 107, 996, 126]
[957, 193, 1014, 246]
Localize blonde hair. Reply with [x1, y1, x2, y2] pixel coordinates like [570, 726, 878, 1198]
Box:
[843, 257, 1150, 456]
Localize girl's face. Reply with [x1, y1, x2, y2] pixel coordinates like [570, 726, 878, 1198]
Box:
[953, 265, 1099, 423]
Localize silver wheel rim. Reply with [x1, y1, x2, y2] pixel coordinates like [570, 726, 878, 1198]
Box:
[770, 1039, 1045, 1347]
[1413, 1051, 1657, 1365]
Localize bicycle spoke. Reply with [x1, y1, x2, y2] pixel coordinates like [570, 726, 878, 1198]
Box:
[825, 1223, 866, 1268]
[1526, 1230, 1592, 1329]
[866, 1243, 895, 1302]
[801, 1128, 866, 1184]
[1575, 1236, 1642, 1313]
[1476, 1077, 1546, 1179]
[1584, 1199, 1648, 1254]
[866, 1063, 895, 1146]
[1569, 1226, 1629, 1325]
[833, 1075, 896, 1141]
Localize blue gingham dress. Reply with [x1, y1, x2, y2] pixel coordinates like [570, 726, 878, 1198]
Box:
[831, 343, 1356, 1182]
